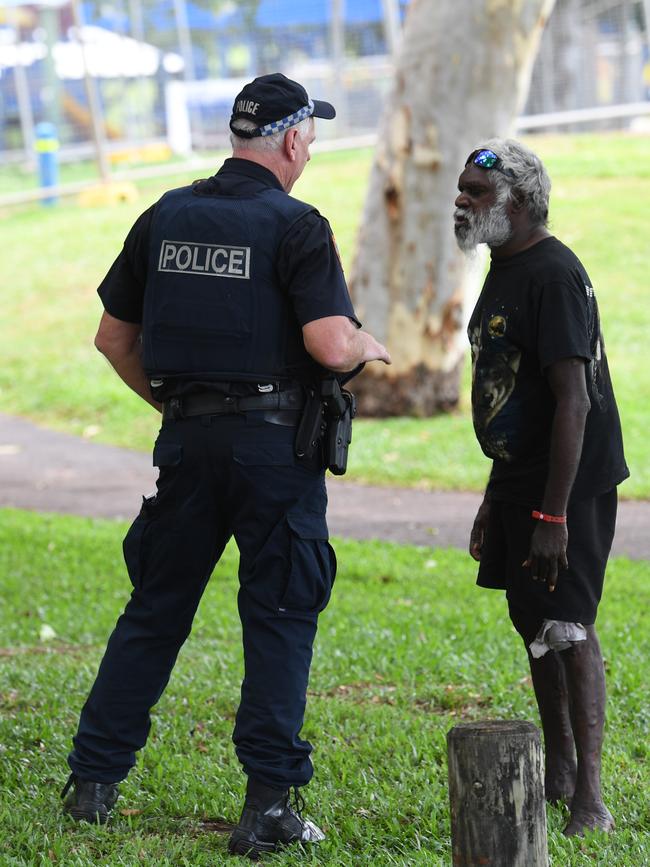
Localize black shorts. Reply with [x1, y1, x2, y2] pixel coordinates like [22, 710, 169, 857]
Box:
[477, 488, 618, 624]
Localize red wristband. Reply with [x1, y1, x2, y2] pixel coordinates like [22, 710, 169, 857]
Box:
[532, 510, 567, 524]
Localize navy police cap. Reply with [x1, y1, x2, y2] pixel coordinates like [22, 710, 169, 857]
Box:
[230, 72, 336, 139]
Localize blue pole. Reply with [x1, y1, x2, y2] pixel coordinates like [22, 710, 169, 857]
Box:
[35, 121, 60, 206]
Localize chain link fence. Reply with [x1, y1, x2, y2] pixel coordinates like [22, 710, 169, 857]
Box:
[525, 0, 650, 128]
[0, 0, 648, 170]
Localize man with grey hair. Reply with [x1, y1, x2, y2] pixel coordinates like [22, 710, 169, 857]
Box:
[455, 138, 627, 836]
[61, 72, 390, 858]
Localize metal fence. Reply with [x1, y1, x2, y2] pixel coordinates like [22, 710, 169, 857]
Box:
[525, 0, 650, 129]
[0, 0, 649, 169]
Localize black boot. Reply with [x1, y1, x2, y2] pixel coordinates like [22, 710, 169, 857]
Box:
[228, 781, 325, 860]
[61, 773, 120, 824]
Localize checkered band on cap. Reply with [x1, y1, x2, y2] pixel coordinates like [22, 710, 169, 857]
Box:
[257, 99, 315, 137]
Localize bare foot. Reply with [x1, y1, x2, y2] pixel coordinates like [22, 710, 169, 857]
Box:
[563, 803, 615, 837]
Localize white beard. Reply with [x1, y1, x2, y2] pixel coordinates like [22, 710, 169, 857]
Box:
[454, 199, 513, 253]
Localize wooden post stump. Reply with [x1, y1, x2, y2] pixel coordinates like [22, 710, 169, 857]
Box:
[447, 720, 548, 867]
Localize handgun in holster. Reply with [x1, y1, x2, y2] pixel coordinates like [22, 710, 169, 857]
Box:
[321, 378, 357, 476]
[295, 385, 327, 460]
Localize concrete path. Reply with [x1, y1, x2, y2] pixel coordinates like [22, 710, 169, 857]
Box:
[1, 413, 647, 558]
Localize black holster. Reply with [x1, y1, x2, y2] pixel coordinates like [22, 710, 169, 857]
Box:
[294, 378, 356, 475]
[295, 385, 327, 460]
[323, 381, 356, 475]
[295, 377, 357, 476]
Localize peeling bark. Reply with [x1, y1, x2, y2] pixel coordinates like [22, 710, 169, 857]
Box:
[350, 0, 557, 415]
[447, 720, 548, 866]
[353, 360, 462, 417]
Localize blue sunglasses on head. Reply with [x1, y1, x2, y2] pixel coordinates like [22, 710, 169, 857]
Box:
[465, 148, 514, 178]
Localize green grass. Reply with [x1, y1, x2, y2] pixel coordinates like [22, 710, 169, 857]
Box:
[0, 134, 648, 496]
[0, 155, 109, 196]
[0, 149, 222, 197]
[0, 508, 649, 865]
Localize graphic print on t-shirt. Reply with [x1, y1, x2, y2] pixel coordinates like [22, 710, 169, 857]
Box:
[466, 237, 628, 501]
[469, 279, 611, 466]
[469, 320, 523, 461]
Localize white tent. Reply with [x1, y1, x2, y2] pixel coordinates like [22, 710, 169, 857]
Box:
[0, 24, 183, 79]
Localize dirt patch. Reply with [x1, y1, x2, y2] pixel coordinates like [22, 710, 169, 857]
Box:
[198, 818, 235, 835]
[0, 642, 94, 658]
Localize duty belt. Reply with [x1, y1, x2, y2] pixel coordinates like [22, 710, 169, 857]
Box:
[162, 389, 304, 421]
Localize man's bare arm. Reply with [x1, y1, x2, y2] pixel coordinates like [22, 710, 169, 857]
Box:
[302, 315, 391, 372]
[541, 358, 591, 516]
[94, 311, 162, 412]
[524, 357, 591, 590]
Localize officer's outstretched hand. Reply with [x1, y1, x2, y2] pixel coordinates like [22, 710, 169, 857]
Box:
[361, 331, 391, 365]
[303, 316, 391, 371]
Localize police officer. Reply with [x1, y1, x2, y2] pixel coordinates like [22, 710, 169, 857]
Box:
[61, 73, 391, 858]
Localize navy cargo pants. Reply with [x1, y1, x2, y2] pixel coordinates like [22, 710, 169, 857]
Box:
[68, 411, 336, 789]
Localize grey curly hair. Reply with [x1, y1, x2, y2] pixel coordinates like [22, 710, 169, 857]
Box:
[475, 138, 552, 226]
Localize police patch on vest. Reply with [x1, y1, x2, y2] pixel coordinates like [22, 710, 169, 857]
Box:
[158, 240, 251, 279]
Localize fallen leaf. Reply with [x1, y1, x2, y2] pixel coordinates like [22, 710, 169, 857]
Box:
[39, 624, 56, 642]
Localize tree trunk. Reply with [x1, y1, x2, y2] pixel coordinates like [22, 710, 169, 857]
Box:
[349, 0, 557, 416]
[447, 720, 548, 867]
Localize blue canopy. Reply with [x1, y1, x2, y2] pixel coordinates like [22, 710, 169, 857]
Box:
[256, 0, 389, 27]
[82, 0, 408, 33]
[82, 0, 405, 32]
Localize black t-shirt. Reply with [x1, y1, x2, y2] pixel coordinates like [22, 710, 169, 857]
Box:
[468, 236, 628, 505]
[97, 159, 359, 379]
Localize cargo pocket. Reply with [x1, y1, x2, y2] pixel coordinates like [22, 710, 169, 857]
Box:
[122, 494, 156, 590]
[279, 511, 337, 617]
[153, 440, 183, 468]
[123, 440, 182, 590]
[152, 439, 183, 501]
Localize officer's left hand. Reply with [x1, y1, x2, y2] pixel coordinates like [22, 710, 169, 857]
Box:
[522, 522, 568, 593]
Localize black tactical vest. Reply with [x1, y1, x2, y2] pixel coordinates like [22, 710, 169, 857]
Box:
[142, 184, 315, 383]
